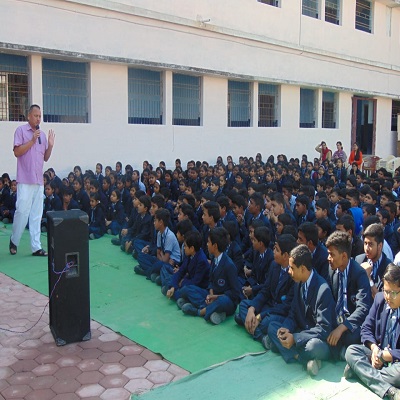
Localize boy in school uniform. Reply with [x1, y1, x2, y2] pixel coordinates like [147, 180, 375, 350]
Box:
[201, 201, 220, 258]
[325, 231, 372, 360]
[163, 230, 210, 300]
[122, 195, 152, 253]
[297, 222, 329, 280]
[267, 244, 336, 376]
[235, 234, 297, 343]
[135, 208, 180, 285]
[241, 226, 274, 300]
[179, 227, 241, 325]
[344, 263, 400, 400]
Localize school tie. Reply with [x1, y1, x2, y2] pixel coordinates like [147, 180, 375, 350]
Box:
[369, 260, 378, 281]
[383, 309, 399, 349]
[301, 282, 307, 306]
[161, 233, 165, 253]
[275, 269, 287, 297]
[335, 272, 344, 318]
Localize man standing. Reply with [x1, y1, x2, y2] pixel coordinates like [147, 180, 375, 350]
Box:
[9, 104, 55, 256]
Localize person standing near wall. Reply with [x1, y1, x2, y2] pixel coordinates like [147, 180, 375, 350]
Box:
[9, 104, 55, 256]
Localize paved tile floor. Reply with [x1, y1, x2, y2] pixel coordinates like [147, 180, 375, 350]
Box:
[0, 273, 189, 400]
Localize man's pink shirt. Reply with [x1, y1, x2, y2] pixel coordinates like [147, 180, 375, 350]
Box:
[14, 123, 48, 185]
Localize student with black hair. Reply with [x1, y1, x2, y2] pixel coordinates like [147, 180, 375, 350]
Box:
[88, 192, 106, 240]
[179, 227, 240, 325]
[235, 234, 296, 343]
[162, 230, 210, 300]
[267, 244, 336, 376]
[240, 226, 274, 300]
[344, 263, 400, 400]
[336, 215, 364, 259]
[298, 222, 329, 280]
[325, 231, 372, 360]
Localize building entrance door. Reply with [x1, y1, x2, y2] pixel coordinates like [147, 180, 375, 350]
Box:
[351, 97, 376, 155]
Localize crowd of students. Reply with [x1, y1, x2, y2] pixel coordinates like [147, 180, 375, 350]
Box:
[2, 148, 400, 399]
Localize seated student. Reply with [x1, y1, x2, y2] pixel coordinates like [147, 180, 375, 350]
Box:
[315, 197, 335, 230]
[363, 203, 377, 221]
[346, 189, 363, 237]
[209, 178, 223, 201]
[315, 218, 332, 246]
[336, 199, 352, 221]
[269, 192, 296, 238]
[363, 190, 379, 211]
[0, 179, 17, 224]
[357, 222, 392, 298]
[0, 177, 11, 218]
[325, 231, 372, 360]
[41, 181, 62, 232]
[90, 178, 109, 210]
[73, 176, 90, 214]
[179, 227, 241, 325]
[122, 195, 152, 253]
[101, 176, 112, 205]
[378, 208, 394, 246]
[336, 215, 364, 259]
[344, 263, 400, 400]
[266, 244, 336, 377]
[176, 203, 200, 232]
[61, 186, 80, 210]
[105, 189, 125, 235]
[163, 230, 210, 300]
[297, 222, 329, 280]
[241, 226, 274, 300]
[334, 158, 347, 185]
[160, 219, 194, 289]
[88, 192, 106, 240]
[275, 213, 294, 240]
[231, 194, 250, 252]
[223, 220, 244, 274]
[248, 192, 272, 231]
[112, 189, 143, 247]
[235, 234, 297, 343]
[294, 195, 315, 227]
[201, 201, 220, 259]
[135, 208, 180, 285]
[384, 201, 397, 231]
[282, 182, 296, 213]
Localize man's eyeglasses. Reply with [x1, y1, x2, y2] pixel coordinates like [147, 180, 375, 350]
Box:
[383, 290, 400, 300]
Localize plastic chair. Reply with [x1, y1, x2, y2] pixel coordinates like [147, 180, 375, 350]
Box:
[362, 156, 380, 177]
[376, 155, 395, 169]
[386, 157, 400, 175]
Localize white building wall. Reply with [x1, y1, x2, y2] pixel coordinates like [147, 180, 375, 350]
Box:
[1, 0, 400, 177]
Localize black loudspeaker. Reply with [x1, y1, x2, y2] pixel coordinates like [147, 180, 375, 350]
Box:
[47, 210, 91, 346]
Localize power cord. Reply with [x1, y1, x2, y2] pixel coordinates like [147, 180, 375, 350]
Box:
[0, 260, 74, 334]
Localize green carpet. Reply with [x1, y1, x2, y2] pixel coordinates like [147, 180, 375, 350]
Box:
[0, 224, 260, 372]
[133, 352, 379, 400]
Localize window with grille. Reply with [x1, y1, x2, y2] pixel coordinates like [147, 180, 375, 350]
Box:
[355, 0, 372, 33]
[300, 88, 316, 128]
[325, 0, 340, 24]
[258, 83, 279, 127]
[173, 73, 201, 126]
[228, 81, 251, 127]
[391, 100, 400, 131]
[42, 59, 88, 123]
[322, 91, 337, 128]
[257, 0, 279, 7]
[302, 0, 319, 18]
[128, 69, 162, 124]
[0, 54, 28, 122]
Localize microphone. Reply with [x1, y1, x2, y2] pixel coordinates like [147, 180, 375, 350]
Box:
[35, 125, 41, 144]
